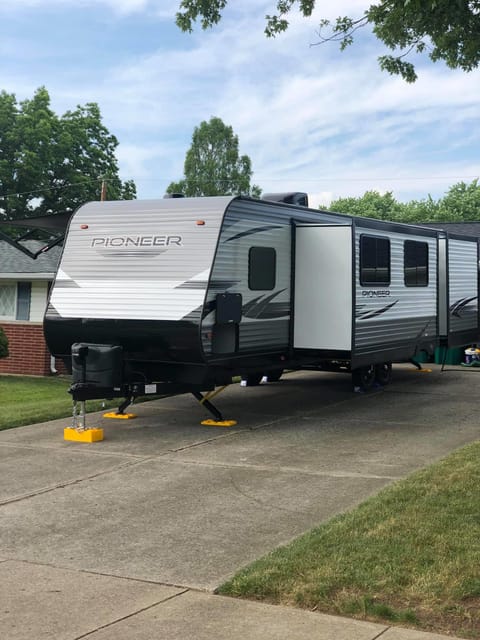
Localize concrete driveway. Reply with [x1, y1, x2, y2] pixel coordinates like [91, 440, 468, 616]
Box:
[0, 364, 478, 639]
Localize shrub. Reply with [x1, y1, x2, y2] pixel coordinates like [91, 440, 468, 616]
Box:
[0, 326, 9, 358]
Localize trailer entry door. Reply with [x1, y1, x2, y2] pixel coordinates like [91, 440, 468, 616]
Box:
[294, 225, 352, 350]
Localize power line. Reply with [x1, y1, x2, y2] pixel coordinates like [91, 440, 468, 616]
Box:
[2, 177, 105, 199]
[116, 174, 480, 184]
[2, 174, 478, 199]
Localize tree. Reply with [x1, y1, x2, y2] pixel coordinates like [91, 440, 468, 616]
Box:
[167, 116, 261, 197]
[400, 195, 441, 223]
[176, 1, 480, 82]
[329, 191, 405, 221]
[327, 180, 480, 223]
[436, 180, 480, 221]
[0, 87, 136, 221]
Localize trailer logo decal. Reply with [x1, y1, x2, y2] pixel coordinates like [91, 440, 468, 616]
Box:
[361, 290, 390, 298]
[90, 235, 183, 257]
[91, 235, 182, 248]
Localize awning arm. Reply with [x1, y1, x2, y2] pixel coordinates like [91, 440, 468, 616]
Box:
[0, 211, 71, 259]
[0, 229, 39, 260]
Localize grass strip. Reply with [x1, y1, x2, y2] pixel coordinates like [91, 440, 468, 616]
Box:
[219, 442, 480, 638]
[0, 375, 117, 430]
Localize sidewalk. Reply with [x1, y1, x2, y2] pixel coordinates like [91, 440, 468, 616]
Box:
[1, 559, 459, 640]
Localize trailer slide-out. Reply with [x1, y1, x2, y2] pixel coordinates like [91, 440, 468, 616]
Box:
[43, 194, 480, 423]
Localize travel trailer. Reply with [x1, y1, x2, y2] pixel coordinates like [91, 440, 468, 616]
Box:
[42, 195, 479, 422]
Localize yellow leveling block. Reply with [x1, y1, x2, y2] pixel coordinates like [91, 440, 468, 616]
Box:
[103, 412, 137, 419]
[64, 427, 104, 443]
[200, 419, 237, 427]
[410, 368, 432, 373]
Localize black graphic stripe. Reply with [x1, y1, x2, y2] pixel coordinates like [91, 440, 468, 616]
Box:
[356, 300, 398, 320]
[450, 296, 477, 318]
[242, 289, 288, 319]
[225, 225, 283, 242]
[176, 280, 241, 290]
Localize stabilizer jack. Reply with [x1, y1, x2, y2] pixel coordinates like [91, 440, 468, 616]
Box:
[192, 388, 237, 427]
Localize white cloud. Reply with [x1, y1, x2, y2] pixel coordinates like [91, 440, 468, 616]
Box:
[1, 0, 151, 14]
[2, 0, 479, 205]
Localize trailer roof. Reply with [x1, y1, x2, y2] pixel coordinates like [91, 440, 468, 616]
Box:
[416, 221, 480, 238]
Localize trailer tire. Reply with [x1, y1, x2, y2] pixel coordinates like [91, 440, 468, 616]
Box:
[244, 373, 263, 386]
[375, 362, 392, 386]
[352, 365, 375, 391]
[266, 368, 283, 382]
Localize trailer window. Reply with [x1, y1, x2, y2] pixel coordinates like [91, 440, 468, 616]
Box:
[249, 247, 276, 290]
[404, 240, 428, 287]
[360, 235, 390, 285]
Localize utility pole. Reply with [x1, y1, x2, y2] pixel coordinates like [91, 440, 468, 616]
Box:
[100, 179, 107, 201]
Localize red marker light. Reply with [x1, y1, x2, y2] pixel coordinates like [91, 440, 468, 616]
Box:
[196, 220, 205, 226]
[80, 224, 89, 229]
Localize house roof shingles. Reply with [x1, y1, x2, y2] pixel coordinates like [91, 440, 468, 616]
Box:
[0, 240, 62, 275]
[416, 222, 480, 237]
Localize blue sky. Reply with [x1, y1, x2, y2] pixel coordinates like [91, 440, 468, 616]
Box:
[1, 0, 479, 208]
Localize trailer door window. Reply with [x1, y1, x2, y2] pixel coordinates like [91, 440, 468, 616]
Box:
[249, 247, 276, 290]
[404, 240, 428, 287]
[360, 235, 390, 285]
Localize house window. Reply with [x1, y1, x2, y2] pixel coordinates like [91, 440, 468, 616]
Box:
[16, 282, 31, 320]
[360, 235, 390, 286]
[404, 240, 428, 287]
[0, 282, 31, 320]
[0, 284, 16, 318]
[248, 247, 276, 290]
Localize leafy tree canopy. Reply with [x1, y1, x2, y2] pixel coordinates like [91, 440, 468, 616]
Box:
[176, 1, 480, 82]
[327, 190, 405, 220]
[167, 116, 261, 197]
[328, 180, 480, 222]
[0, 87, 136, 221]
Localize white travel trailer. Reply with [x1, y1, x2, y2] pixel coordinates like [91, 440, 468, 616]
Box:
[42, 195, 479, 421]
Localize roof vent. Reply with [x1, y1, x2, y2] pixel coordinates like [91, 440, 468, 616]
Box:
[261, 192, 309, 207]
[163, 193, 185, 199]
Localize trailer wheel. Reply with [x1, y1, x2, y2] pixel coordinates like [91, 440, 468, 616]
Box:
[266, 368, 283, 382]
[375, 362, 392, 386]
[244, 373, 263, 386]
[352, 365, 375, 391]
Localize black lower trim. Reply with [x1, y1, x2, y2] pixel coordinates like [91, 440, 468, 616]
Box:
[351, 339, 439, 369]
[444, 329, 480, 348]
[293, 349, 351, 361]
[44, 316, 203, 363]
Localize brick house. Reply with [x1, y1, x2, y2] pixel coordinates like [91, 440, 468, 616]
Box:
[0, 239, 63, 375]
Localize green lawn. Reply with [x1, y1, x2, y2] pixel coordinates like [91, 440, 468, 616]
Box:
[219, 442, 480, 639]
[0, 375, 116, 430]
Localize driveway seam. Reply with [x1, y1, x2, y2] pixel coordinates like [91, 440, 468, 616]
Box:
[0, 456, 156, 506]
[371, 626, 392, 639]
[72, 588, 190, 640]
[0, 440, 146, 458]
[2, 557, 197, 590]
